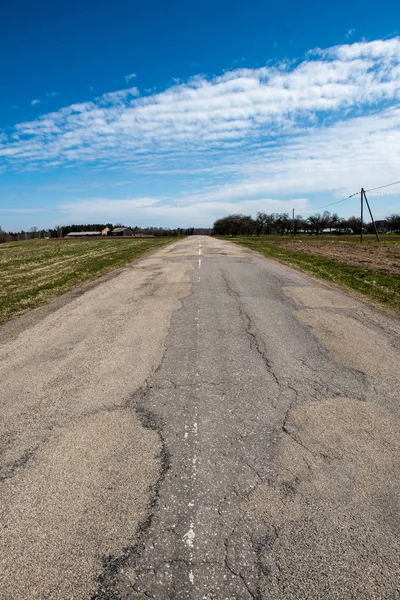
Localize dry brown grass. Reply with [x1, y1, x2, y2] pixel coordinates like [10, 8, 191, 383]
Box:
[277, 239, 400, 276]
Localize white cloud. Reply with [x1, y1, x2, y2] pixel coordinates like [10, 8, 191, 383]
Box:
[98, 87, 140, 104]
[56, 197, 309, 227]
[46, 92, 59, 98]
[30, 99, 41, 106]
[0, 207, 45, 214]
[124, 73, 136, 83]
[3, 36, 398, 170]
[2, 36, 400, 221]
[345, 28, 355, 39]
[58, 197, 158, 213]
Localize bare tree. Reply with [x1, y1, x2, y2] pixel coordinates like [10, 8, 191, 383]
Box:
[307, 213, 326, 235]
[387, 214, 400, 233]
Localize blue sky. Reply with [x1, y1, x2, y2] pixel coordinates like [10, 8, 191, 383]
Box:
[1, 0, 400, 231]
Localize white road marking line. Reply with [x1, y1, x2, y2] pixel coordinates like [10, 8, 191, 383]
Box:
[183, 523, 195, 548]
[185, 274, 201, 586]
[198, 248, 202, 255]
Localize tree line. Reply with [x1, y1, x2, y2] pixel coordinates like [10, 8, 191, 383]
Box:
[0, 224, 212, 243]
[213, 212, 400, 236]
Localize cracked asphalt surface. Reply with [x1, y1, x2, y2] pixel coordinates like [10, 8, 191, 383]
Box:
[1, 236, 399, 600]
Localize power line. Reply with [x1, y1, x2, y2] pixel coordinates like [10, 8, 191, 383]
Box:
[299, 191, 359, 214]
[297, 177, 400, 215]
[365, 179, 400, 193]
[367, 190, 400, 197]
[316, 191, 359, 209]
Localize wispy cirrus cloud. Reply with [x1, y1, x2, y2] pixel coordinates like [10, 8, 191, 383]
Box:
[56, 197, 310, 227]
[1, 36, 400, 221]
[30, 99, 41, 106]
[0, 207, 46, 214]
[124, 72, 136, 83]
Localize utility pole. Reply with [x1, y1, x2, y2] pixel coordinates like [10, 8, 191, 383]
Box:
[362, 189, 380, 243]
[292, 208, 295, 238]
[360, 188, 364, 243]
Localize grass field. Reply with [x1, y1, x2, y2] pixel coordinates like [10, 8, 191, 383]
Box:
[229, 236, 400, 311]
[0, 237, 175, 324]
[250, 234, 400, 243]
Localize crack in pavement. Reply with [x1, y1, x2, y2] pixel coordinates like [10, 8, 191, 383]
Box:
[90, 240, 379, 600]
[91, 390, 171, 600]
[91, 264, 282, 599]
[3, 236, 396, 600]
[221, 271, 281, 389]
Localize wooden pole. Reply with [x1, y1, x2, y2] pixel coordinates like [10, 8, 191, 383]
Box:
[292, 208, 295, 238]
[360, 188, 364, 243]
[363, 190, 381, 243]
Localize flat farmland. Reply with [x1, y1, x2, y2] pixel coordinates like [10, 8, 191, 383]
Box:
[276, 238, 400, 275]
[231, 236, 400, 311]
[0, 237, 175, 324]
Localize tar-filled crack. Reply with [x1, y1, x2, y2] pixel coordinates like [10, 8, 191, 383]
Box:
[220, 271, 307, 447]
[221, 271, 281, 389]
[92, 266, 326, 600]
[281, 420, 331, 463]
[150, 379, 235, 390]
[91, 386, 171, 600]
[223, 536, 261, 600]
[245, 460, 264, 483]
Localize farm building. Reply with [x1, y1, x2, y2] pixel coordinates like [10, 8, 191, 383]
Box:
[111, 227, 135, 236]
[375, 220, 389, 234]
[66, 231, 101, 238]
[101, 227, 111, 236]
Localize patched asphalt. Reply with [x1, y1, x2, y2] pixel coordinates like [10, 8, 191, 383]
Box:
[1, 236, 399, 600]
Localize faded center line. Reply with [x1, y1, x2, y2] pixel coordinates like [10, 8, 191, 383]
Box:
[197, 240, 202, 282]
[182, 401, 200, 586]
[182, 271, 201, 586]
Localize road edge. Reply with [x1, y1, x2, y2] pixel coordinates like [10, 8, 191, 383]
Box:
[223, 237, 400, 320]
[0, 239, 180, 344]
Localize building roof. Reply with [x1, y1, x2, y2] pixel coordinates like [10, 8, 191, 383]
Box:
[112, 227, 132, 233]
[66, 231, 101, 236]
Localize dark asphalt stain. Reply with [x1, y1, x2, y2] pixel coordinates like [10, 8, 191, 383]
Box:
[0, 447, 38, 482]
[91, 395, 171, 600]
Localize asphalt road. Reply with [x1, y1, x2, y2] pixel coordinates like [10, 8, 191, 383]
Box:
[1, 236, 399, 600]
